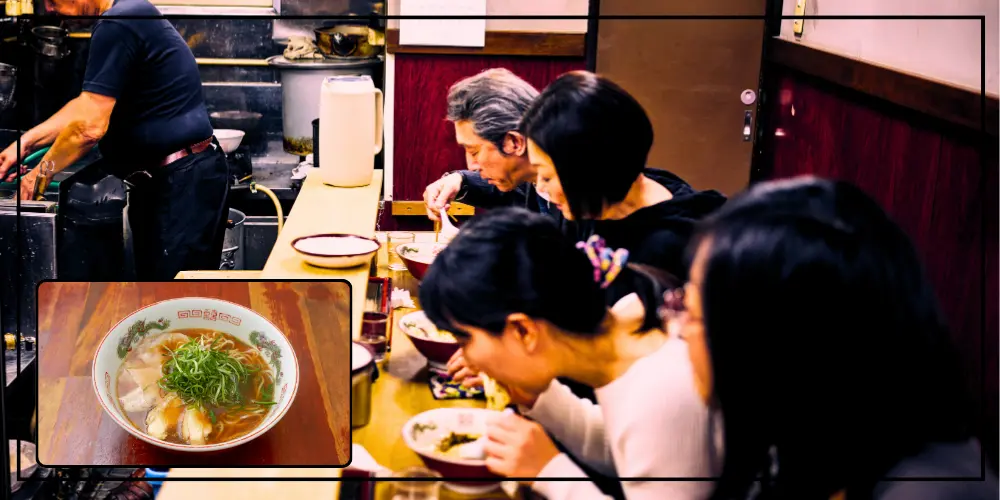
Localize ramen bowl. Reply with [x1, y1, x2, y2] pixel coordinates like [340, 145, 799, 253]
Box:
[292, 233, 380, 269]
[402, 408, 504, 494]
[92, 297, 299, 452]
[395, 242, 446, 280]
[398, 310, 460, 371]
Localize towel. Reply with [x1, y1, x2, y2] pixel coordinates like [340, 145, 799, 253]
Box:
[283, 36, 324, 60]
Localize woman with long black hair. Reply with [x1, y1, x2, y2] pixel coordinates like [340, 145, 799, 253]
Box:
[665, 176, 997, 499]
[421, 207, 723, 500]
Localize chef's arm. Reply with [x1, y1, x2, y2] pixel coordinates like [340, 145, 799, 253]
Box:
[18, 96, 88, 154]
[36, 92, 115, 175]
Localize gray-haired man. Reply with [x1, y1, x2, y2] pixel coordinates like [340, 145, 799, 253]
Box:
[423, 68, 554, 222]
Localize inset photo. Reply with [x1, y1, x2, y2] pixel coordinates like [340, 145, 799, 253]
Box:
[36, 280, 352, 467]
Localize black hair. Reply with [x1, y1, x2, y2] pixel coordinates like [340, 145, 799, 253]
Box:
[519, 71, 654, 220]
[693, 176, 975, 499]
[419, 207, 675, 339]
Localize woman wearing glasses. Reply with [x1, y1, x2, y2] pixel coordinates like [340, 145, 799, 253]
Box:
[665, 176, 996, 499]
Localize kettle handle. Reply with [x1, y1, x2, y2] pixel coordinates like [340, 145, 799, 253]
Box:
[373, 88, 384, 155]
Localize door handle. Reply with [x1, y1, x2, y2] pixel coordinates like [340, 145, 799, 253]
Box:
[743, 111, 752, 142]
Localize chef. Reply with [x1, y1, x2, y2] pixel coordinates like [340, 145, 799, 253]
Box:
[422, 68, 556, 221]
[0, 0, 230, 280]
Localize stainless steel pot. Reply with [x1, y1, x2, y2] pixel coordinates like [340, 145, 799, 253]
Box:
[351, 342, 378, 428]
[220, 208, 246, 270]
[267, 55, 382, 156]
[31, 26, 69, 59]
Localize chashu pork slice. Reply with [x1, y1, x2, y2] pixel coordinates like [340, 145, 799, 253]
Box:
[179, 406, 214, 445]
[145, 395, 184, 441]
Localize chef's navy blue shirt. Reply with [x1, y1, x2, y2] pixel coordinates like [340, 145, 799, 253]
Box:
[82, 0, 213, 171]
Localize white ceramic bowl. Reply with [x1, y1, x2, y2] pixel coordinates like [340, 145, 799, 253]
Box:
[292, 234, 381, 269]
[214, 129, 246, 153]
[92, 297, 300, 452]
[402, 408, 503, 493]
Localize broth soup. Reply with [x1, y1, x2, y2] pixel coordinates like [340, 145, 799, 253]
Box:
[116, 328, 276, 446]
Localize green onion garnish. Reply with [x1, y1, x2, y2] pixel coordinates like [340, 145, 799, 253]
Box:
[158, 337, 254, 410]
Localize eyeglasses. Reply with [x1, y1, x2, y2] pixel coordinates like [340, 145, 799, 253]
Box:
[657, 286, 687, 321]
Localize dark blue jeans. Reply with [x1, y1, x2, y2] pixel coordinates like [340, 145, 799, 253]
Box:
[126, 145, 230, 280]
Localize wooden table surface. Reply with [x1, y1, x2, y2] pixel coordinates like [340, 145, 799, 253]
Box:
[36, 281, 353, 467]
[357, 233, 518, 500]
[260, 170, 384, 342]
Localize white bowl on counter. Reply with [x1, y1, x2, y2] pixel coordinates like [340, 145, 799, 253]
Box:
[292, 234, 381, 269]
[214, 129, 246, 154]
[92, 297, 299, 453]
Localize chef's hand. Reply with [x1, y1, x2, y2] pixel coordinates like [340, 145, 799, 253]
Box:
[446, 349, 483, 388]
[0, 141, 30, 181]
[18, 169, 39, 200]
[483, 412, 560, 483]
[423, 173, 463, 221]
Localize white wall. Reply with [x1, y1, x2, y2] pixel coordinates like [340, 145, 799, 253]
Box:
[780, 0, 999, 96]
[387, 0, 589, 33]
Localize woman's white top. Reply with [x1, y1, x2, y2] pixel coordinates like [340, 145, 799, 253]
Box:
[526, 335, 725, 500]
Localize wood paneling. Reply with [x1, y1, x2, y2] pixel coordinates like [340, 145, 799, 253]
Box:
[386, 29, 586, 57]
[391, 54, 585, 206]
[390, 201, 475, 217]
[767, 38, 1000, 137]
[756, 66, 999, 469]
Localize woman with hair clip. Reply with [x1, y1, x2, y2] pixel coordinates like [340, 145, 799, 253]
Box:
[420, 207, 724, 500]
[663, 176, 997, 500]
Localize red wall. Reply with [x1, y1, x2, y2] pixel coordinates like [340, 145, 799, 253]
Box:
[382, 53, 586, 231]
[758, 67, 1000, 467]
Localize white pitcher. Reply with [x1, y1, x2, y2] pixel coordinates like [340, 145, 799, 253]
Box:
[318, 75, 384, 187]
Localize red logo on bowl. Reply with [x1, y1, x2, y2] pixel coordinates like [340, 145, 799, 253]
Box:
[176, 309, 241, 325]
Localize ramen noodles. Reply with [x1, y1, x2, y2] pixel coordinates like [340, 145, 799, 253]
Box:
[116, 329, 276, 446]
[403, 320, 457, 343]
[482, 374, 511, 411]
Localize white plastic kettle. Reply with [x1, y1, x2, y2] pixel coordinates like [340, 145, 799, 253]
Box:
[318, 75, 384, 187]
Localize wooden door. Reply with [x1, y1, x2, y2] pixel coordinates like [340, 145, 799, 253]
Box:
[595, 0, 769, 195]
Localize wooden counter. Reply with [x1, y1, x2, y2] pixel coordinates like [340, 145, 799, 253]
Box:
[260, 170, 384, 341]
